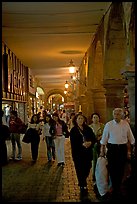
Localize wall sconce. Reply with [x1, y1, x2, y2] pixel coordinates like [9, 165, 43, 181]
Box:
[65, 81, 69, 89]
[64, 82, 75, 96]
[68, 59, 76, 74]
[36, 92, 39, 98]
[64, 89, 67, 95]
[68, 59, 87, 87]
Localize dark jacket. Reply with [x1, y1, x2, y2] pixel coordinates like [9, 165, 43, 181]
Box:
[25, 128, 40, 143]
[48, 120, 56, 137]
[61, 120, 70, 138]
[70, 125, 96, 161]
[1, 125, 10, 143]
[9, 117, 24, 133]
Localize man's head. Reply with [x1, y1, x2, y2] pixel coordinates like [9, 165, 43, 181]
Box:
[52, 112, 59, 122]
[113, 108, 124, 123]
[10, 110, 18, 119]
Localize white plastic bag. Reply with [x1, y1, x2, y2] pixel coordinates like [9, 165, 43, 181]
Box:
[95, 156, 109, 196]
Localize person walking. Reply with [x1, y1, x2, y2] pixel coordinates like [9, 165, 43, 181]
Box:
[42, 114, 56, 162]
[100, 108, 135, 200]
[9, 110, 24, 160]
[52, 112, 69, 166]
[67, 112, 75, 132]
[61, 109, 68, 124]
[89, 113, 105, 185]
[27, 114, 42, 162]
[5, 105, 11, 127]
[1, 110, 10, 165]
[2, 109, 7, 126]
[70, 113, 96, 196]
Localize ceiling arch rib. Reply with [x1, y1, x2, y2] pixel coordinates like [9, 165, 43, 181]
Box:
[45, 89, 67, 102]
[37, 87, 44, 95]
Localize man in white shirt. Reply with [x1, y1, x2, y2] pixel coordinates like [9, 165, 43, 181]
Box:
[5, 105, 10, 126]
[100, 108, 135, 200]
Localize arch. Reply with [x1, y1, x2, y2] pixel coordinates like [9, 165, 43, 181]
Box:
[104, 2, 127, 79]
[45, 89, 67, 103]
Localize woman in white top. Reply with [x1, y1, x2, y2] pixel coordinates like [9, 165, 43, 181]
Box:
[42, 114, 56, 162]
[28, 114, 42, 162]
[52, 112, 69, 166]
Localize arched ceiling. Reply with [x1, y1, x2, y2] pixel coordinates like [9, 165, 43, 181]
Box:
[46, 89, 66, 101]
[2, 2, 111, 93]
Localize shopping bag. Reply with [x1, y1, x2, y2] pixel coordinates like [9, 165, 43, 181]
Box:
[95, 156, 109, 196]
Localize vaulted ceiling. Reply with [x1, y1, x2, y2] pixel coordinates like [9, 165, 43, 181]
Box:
[2, 2, 111, 93]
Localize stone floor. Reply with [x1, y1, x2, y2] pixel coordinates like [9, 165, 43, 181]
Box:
[2, 136, 135, 202]
[2, 136, 100, 202]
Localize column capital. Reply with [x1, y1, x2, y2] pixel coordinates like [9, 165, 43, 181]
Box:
[122, 70, 135, 79]
[103, 78, 128, 88]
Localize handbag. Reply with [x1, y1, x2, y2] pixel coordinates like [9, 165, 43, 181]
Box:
[22, 128, 33, 143]
[19, 123, 27, 134]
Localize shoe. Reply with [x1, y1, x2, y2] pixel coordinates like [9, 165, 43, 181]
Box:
[57, 162, 62, 166]
[80, 186, 88, 192]
[9, 157, 15, 160]
[57, 162, 65, 166]
[80, 186, 88, 197]
[16, 157, 22, 161]
[99, 192, 110, 201]
[32, 159, 36, 163]
[48, 160, 52, 162]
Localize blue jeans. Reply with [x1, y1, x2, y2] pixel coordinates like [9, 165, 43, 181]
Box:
[45, 136, 55, 161]
[11, 133, 22, 159]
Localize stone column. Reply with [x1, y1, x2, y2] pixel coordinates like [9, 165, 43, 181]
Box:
[84, 89, 94, 124]
[92, 88, 107, 123]
[103, 79, 128, 122]
[79, 95, 87, 115]
[74, 98, 79, 113]
[123, 70, 135, 131]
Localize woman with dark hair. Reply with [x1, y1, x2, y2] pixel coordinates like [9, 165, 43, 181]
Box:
[42, 114, 56, 162]
[27, 114, 42, 162]
[52, 112, 69, 166]
[70, 113, 96, 196]
[89, 113, 105, 185]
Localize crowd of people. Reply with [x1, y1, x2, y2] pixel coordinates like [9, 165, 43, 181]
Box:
[1, 107, 135, 201]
